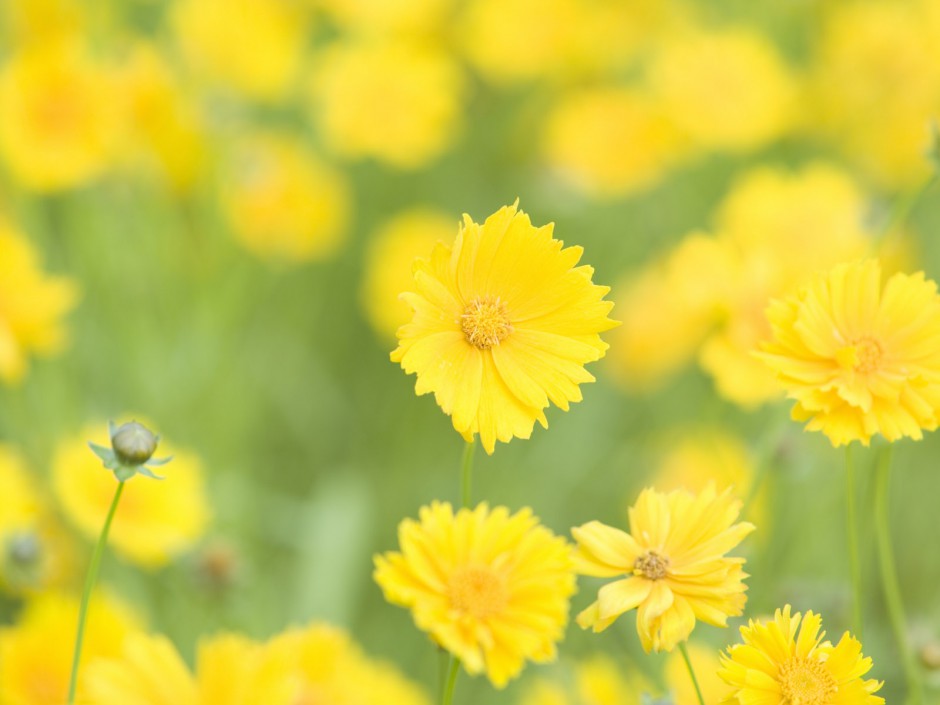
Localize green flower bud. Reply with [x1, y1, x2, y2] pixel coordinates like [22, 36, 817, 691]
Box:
[111, 421, 159, 466]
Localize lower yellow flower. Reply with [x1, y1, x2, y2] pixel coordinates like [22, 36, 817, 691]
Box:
[719, 605, 884, 705]
[374, 501, 576, 688]
[572, 485, 754, 652]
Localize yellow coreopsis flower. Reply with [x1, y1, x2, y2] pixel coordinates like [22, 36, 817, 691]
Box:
[374, 502, 576, 688]
[760, 259, 940, 446]
[391, 202, 617, 454]
[52, 424, 210, 569]
[572, 485, 754, 653]
[719, 605, 884, 705]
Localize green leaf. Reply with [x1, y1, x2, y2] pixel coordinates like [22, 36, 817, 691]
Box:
[88, 442, 118, 470]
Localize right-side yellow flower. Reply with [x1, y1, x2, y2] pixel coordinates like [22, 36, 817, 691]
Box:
[572, 485, 754, 652]
[760, 259, 940, 446]
[374, 501, 576, 688]
[719, 605, 884, 705]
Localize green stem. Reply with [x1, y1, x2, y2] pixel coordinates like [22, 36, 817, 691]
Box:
[460, 440, 475, 509]
[66, 480, 125, 705]
[679, 642, 706, 705]
[873, 447, 923, 705]
[440, 655, 460, 705]
[845, 445, 863, 639]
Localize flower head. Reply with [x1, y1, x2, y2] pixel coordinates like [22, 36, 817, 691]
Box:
[719, 605, 884, 705]
[760, 259, 940, 446]
[374, 501, 576, 688]
[391, 202, 617, 453]
[572, 485, 754, 652]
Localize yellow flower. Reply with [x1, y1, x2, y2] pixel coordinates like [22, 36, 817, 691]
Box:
[52, 423, 210, 569]
[0, 590, 141, 705]
[391, 202, 616, 454]
[219, 133, 350, 263]
[761, 260, 940, 446]
[516, 654, 656, 705]
[719, 605, 884, 705]
[572, 485, 754, 652]
[0, 220, 78, 384]
[318, 0, 453, 34]
[361, 208, 457, 339]
[374, 501, 576, 688]
[665, 642, 730, 705]
[0, 39, 118, 191]
[309, 39, 465, 170]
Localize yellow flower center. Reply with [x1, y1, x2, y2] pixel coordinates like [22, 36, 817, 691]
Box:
[448, 565, 508, 619]
[633, 551, 669, 580]
[461, 297, 512, 350]
[778, 657, 837, 705]
[837, 336, 883, 374]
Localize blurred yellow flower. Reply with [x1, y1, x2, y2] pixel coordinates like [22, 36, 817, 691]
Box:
[0, 221, 78, 384]
[374, 501, 575, 688]
[0, 39, 118, 191]
[0, 590, 140, 705]
[318, 0, 453, 35]
[761, 260, 940, 446]
[361, 208, 456, 339]
[220, 133, 350, 263]
[542, 87, 686, 198]
[665, 641, 729, 705]
[573, 485, 754, 652]
[52, 424, 210, 569]
[1, 0, 85, 46]
[649, 26, 799, 153]
[172, 0, 309, 102]
[310, 39, 465, 170]
[517, 654, 657, 705]
[391, 202, 616, 453]
[719, 605, 884, 705]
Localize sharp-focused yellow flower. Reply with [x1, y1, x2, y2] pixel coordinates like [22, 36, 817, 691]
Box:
[573, 485, 754, 652]
[220, 133, 351, 263]
[719, 605, 884, 705]
[760, 259, 940, 446]
[309, 39, 465, 169]
[665, 641, 730, 705]
[374, 501, 576, 688]
[0, 590, 141, 705]
[392, 202, 616, 453]
[0, 221, 78, 384]
[52, 424, 210, 568]
[361, 209, 456, 339]
[0, 39, 118, 191]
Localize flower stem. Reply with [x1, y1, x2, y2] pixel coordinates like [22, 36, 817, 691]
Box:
[845, 445, 863, 639]
[679, 642, 706, 705]
[460, 440, 475, 509]
[440, 654, 460, 705]
[873, 447, 923, 705]
[66, 480, 125, 705]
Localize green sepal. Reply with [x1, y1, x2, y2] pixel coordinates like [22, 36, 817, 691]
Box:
[88, 442, 119, 470]
[145, 455, 173, 467]
[113, 465, 136, 482]
[137, 465, 165, 480]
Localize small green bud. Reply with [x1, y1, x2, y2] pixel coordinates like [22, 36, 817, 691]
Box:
[3, 532, 43, 590]
[111, 421, 159, 466]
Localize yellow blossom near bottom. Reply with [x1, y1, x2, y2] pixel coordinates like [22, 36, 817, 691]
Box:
[664, 641, 730, 705]
[518, 654, 656, 705]
[719, 605, 884, 705]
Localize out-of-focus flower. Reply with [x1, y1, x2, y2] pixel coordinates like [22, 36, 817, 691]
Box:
[0, 40, 118, 191]
[719, 606, 883, 705]
[52, 423, 210, 569]
[0, 221, 78, 384]
[360, 208, 456, 339]
[665, 641, 729, 705]
[317, 0, 453, 35]
[649, 26, 799, 153]
[760, 259, 940, 446]
[812, 0, 940, 188]
[0, 590, 141, 705]
[573, 485, 754, 652]
[391, 202, 616, 453]
[219, 133, 350, 263]
[309, 40, 465, 170]
[172, 0, 310, 103]
[1, 0, 84, 46]
[375, 501, 575, 688]
[517, 654, 656, 705]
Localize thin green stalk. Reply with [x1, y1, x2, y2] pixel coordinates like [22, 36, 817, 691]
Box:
[873, 447, 923, 705]
[440, 655, 461, 705]
[460, 440, 475, 509]
[67, 480, 126, 705]
[845, 445, 863, 639]
[679, 642, 706, 705]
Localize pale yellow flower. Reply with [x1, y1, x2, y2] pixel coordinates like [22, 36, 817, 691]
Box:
[665, 641, 730, 705]
[317, 0, 453, 35]
[516, 654, 657, 705]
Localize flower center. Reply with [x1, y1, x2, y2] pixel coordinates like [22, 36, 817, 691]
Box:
[852, 337, 882, 374]
[778, 657, 837, 705]
[633, 551, 669, 580]
[461, 297, 512, 350]
[448, 565, 508, 619]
